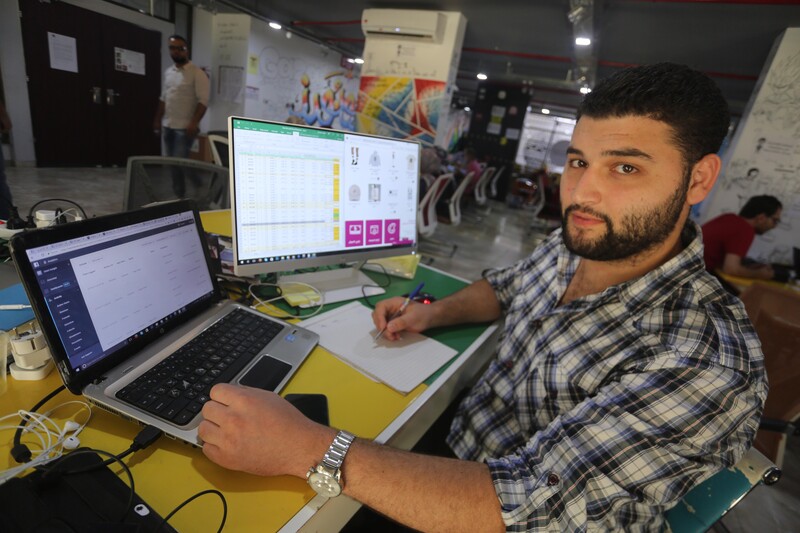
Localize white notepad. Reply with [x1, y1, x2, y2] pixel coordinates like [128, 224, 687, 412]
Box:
[301, 302, 458, 394]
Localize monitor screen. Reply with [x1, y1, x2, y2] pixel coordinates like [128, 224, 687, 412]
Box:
[229, 117, 420, 279]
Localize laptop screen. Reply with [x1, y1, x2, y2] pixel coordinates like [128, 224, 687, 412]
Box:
[23, 209, 216, 374]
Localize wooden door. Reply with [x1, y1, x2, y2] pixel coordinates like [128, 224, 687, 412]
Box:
[100, 15, 161, 166]
[19, 0, 161, 166]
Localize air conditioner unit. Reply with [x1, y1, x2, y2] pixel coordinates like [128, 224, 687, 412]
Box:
[362, 9, 445, 42]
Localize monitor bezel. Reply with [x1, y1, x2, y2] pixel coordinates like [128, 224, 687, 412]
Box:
[228, 116, 421, 279]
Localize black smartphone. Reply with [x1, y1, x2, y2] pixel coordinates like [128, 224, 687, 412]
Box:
[285, 393, 330, 426]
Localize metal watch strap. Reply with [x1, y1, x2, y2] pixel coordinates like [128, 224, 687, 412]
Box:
[320, 430, 356, 470]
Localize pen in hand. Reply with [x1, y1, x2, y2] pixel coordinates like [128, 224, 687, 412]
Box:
[374, 282, 425, 341]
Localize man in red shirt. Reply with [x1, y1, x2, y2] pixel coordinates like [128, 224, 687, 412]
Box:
[701, 195, 782, 280]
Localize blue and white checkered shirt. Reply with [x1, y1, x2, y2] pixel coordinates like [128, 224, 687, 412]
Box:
[447, 222, 767, 532]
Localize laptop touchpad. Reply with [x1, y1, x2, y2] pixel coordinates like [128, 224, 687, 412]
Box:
[239, 356, 292, 391]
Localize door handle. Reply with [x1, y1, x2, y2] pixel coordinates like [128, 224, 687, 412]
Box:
[105, 89, 119, 106]
[90, 86, 102, 105]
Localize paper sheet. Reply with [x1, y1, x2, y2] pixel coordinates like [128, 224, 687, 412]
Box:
[301, 302, 457, 393]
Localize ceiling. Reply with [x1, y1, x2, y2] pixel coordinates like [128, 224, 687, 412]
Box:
[202, 0, 800, 118]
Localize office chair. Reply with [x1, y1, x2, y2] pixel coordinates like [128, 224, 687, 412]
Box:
[124, 156, 230, 211]
[488, 165, 506, 199]
[207, 134, 230, 168]
[664, 447, 781, 532]
[739, 282, 800, 468]
[417, 173, 456, 258]
[473, 166, 496, 207]
[444, 170, 475, 226]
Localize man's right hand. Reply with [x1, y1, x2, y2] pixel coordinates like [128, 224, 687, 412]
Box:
[372, 297, 437, 341]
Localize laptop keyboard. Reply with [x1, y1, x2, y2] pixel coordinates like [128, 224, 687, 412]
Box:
[116, 308, 285, 426]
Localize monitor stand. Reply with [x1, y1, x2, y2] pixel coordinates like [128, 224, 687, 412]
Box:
[277, 264, 386, 308]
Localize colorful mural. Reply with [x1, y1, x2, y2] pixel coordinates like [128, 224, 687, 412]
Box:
[356, 76, 447, 145]
[244, 27, 359, 132]
[287, 70, 357, 130]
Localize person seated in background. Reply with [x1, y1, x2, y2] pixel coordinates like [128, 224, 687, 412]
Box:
[458, 147, 484, 193]
[436, 147, 483, 219]
[419, 146, 444, 199]
[701, 195, 782, 283]
[198, 63, 766, 532]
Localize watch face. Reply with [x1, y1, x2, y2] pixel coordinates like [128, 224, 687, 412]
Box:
[308, 471, 342, 498]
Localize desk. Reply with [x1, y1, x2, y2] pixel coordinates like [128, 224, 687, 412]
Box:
[717, 271, 800, 294]
[1, 214, 500, 532]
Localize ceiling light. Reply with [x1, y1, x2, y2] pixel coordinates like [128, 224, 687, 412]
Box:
[464, 106, 471, 112]
[575, 37, 591, 46]
[580, 86, 592, 94]
[347, 58, 355, 64]
[542, 108, 550, 115]
[354, 58, 364, 64]
[269, 21, 282, 30]
[476, 73, 488, 80]
[394, 27, 401, 32]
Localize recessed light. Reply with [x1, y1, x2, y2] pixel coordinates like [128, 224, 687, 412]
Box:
[476, 73, 488, 80]
[575, 37, 591, 46]
[464, 106, 471, 112]
[269, 21, 282, 30]
[580, 86, 592, 94]
[354, 58, 365, 64]
[542, 108, 550, 114]
[347, 58, 355, 63]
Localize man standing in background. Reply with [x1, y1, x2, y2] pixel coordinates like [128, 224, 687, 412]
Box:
[152, 34, 209, 196]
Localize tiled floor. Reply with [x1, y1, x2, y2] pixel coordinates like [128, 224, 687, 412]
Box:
[4, 165, 799, 530]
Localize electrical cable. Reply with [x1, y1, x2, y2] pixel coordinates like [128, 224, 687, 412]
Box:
[60, 424, 164, 475]
[248, 280, 325, 319]
[27, 198, 88, 226]
[12, 384, 66, 463]
[155, 489, 228, 533]
[48, 208, 81, 226]
[40, 447, 136, 523]
[360, 261, 392, 309]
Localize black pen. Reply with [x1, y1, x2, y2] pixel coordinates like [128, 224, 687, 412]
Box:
[374, 282, 425, 341]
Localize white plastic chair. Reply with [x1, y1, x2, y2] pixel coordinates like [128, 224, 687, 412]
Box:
[489, 165, 506, 199]
[446, 171, 475, 226]
[473, 166, 496, 206]
[417, 173, 453, 237]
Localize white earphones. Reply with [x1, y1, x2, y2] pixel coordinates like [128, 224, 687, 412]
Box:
[39, 401, 91, 451]
[61, 420, 82, 450]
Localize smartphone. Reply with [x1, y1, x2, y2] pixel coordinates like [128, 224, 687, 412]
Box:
[285, 393, 330, 426]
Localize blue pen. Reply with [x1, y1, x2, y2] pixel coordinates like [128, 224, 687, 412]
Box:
[374, 282, 425, 341]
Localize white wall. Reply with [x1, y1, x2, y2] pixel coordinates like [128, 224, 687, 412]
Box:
[515, 113, 575, 174]
[701, 28, 800, 265]
[245, 21, 359, 130]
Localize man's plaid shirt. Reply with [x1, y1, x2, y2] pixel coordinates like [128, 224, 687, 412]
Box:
[447, 222, 767, 531]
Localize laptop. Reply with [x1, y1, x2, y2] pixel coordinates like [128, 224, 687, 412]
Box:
[10, 200, 319, 446]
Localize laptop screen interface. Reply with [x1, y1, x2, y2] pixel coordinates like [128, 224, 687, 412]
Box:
[24, 210, 215, 374]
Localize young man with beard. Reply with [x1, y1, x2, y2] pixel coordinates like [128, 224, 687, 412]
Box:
[152, 35, 209, 196]
[198, 64, 766, 532]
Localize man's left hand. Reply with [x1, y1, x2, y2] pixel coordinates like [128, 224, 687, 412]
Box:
[186, 122, 200, 138]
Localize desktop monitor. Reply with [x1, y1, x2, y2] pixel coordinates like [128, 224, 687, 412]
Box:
[228, 117, 421, 306]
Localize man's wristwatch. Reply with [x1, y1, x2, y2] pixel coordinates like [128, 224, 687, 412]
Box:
[306, 430, 356, 498]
